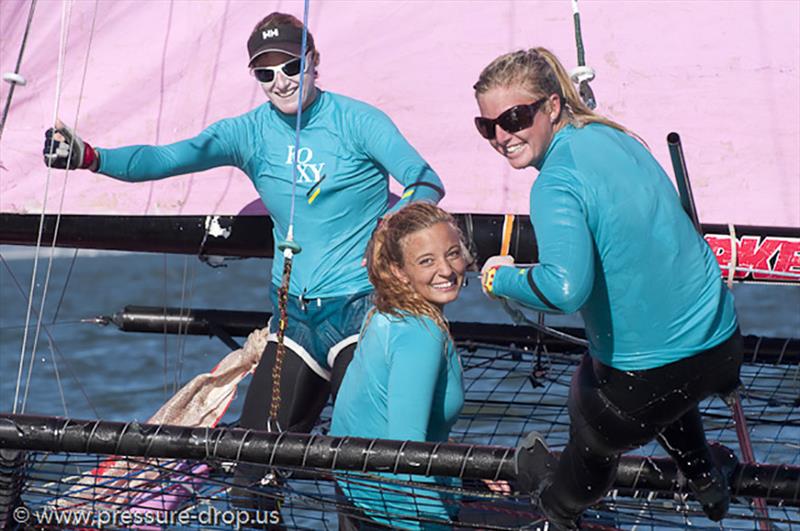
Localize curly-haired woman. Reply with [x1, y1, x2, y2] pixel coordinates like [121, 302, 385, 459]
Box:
[330, 202, 470, 530]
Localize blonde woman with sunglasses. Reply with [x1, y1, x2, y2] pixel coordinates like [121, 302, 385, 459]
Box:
[474, 48, 742, 530]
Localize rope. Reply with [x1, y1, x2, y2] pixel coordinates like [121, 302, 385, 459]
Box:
[269, 257, 294, 426]
[21, 0, 101, 414]
[500, 214, 514, 256]
[569, 0, 596, 110]
[495, 214, 521, 321]
[726, 223, 738, 288]
[14, 0, 73, 414]
[268, 0, 311, 429]
[492, 215, 589, 347]
[287, 0, 312, 231]
[0, 0, 37, 142]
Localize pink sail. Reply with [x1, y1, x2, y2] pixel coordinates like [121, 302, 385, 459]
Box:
[1, 0, 798, 226]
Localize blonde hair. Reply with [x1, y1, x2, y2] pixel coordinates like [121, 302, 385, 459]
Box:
[474, 47, 642, 142]
[365, 203, 471, 334]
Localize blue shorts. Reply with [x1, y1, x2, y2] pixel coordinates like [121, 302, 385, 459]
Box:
[268, 288, 373, 381]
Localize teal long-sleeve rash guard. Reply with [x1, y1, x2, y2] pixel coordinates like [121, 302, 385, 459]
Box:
[330, 313, 464, 529]
[95, 91, 444, 298]
[491, 123, 737, 371]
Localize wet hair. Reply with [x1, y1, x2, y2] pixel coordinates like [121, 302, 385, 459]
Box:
[365, 202, 472, 334]
[474, 47, 641, 141]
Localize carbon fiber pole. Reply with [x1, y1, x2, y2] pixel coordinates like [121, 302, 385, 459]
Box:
[0, 415, 797, 505]
[667, 132, 701, 231]
[104, 306, 800, 366]
[668, 131, 772, 529]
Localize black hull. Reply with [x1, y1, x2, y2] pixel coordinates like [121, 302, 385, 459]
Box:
[2, 214, 798, 284]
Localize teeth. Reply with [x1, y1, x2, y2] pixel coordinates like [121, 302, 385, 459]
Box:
[432, 281, 454, 289]
[506, 144, 523, 154]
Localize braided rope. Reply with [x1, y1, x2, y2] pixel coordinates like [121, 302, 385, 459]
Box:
[266, 0, 311, 431]
[269, 258, 294, 426]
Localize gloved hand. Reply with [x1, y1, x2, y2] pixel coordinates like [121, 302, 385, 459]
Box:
[43, 120, 98, 171]
[481, 254, 515, 297]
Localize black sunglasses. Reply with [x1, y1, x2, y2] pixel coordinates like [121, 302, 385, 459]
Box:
[474, 97, 547, 140]
[251, 56, 305, 84]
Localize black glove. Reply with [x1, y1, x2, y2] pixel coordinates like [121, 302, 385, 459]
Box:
[43, 120, 98, 170]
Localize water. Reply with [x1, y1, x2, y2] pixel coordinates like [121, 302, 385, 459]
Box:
[1, 244, 798, 422]
[2, 245, 799, 529]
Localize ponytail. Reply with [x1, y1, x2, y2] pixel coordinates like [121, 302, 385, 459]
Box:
[474, 47, 645, 145]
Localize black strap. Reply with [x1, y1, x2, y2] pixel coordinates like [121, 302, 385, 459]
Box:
[526, 268, 560, 311]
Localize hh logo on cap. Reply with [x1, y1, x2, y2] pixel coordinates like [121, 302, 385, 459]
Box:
[262, 28, 279, 40]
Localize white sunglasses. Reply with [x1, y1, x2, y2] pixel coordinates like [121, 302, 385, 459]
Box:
[251, 53, 311, 84]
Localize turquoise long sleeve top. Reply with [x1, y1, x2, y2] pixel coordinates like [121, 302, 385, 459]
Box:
[96, 91, 444, 298]
[492, 123, 737, 371]
[330, 312, 464, 529]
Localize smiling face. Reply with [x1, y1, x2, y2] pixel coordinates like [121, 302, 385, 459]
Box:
[477, 85, 561, 169]
[393, 222, 467, 310]
[252, 51, 317, 115]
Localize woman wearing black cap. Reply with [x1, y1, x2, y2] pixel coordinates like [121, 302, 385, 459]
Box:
[43, 10, 445, 516]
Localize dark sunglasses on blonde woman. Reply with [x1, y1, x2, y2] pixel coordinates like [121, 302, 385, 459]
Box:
[474, 97, 547, 140]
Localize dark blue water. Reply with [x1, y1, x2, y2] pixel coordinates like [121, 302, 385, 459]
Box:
[1, 245, 798, 423]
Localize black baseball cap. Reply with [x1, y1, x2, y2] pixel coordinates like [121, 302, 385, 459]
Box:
[247, 21, 314, 66]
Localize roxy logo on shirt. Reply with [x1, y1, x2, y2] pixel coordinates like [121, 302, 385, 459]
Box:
[286, 146, 326, 183]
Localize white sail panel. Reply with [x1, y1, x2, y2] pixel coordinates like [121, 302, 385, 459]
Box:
[1, 0, 798, 226]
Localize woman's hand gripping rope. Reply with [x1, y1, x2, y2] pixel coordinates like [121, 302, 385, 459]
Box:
[480, 214, 516, 299]
[481, 254, 514, 298]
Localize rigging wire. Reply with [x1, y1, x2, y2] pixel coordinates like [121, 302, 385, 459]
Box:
[0, 320, 86, 332]
[268, 0, 311, 430]
[174, 256, 200, 393]
[44, 334, 69, 416]
[0, 253, 70, 416]
[14, 0, 73, 414]
[49, 248, 79, 324]
[2, 255, 100, 417]
[0, 0, 37, 142]
[162, 254, 170, 401]
[171, 2, 237, 396]
[287, 0, 312, 232]
[21, 0, 101, 414]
